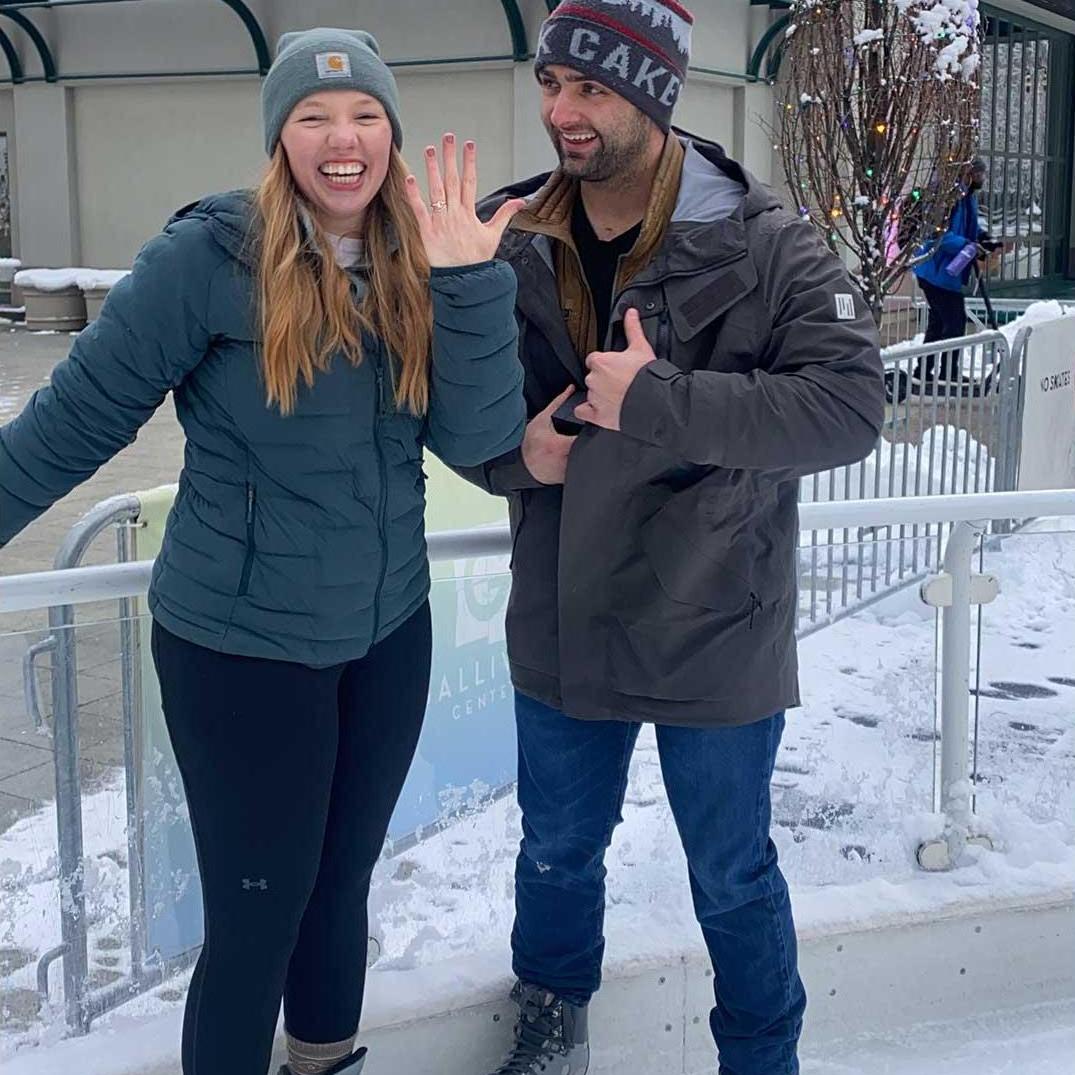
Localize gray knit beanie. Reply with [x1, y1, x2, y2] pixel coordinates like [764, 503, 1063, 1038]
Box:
[261, 28, 403, 156]
[535, 1, 693, 132]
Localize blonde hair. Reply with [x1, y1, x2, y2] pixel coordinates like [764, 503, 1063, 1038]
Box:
[253, 146, 433, 415]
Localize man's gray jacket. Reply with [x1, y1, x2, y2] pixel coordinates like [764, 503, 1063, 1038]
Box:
[458, 134, 884, 727]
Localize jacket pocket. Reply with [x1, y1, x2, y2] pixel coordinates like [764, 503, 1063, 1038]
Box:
[237, 482, 256, 597]
[640, 496, 758, 613]
[605, 496, 764, 702]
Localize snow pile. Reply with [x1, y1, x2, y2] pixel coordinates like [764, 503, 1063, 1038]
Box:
[998, 300, 1075, 348]
[801, 426, 994, 507]
[854, 28, 884, 46]
[13, 269, 130, 293]
[74, 271, 129, 292]
[13, 269, 85, 293]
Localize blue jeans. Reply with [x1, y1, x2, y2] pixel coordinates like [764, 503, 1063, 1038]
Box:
[511, 691, 806, 1075]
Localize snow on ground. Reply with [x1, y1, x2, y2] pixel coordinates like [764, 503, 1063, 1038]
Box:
[367, 520, 1075, 973]
[2, 522, 1072, 1063]
[800, 999, 1075, 1074]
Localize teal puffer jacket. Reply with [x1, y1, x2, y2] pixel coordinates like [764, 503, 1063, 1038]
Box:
[0, 192, 525, 666]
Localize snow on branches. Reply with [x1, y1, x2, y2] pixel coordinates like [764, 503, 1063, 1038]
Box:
[771, 0, 982, 322]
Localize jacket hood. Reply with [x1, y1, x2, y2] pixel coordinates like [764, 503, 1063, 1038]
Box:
[168, 189, 257, 267]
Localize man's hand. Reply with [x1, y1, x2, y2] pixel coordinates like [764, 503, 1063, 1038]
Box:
[521, 386, 577, 485]
[574, 308, 657, 432]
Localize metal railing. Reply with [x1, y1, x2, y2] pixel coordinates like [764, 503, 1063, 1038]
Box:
[4, 490, 1075, 1033]
[878, 294, 1074, 348]
[797, 328, 1026, 634]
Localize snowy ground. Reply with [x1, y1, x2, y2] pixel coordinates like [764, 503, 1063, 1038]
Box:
[1, 520, 1072, 1069]
[799, 999, 1075, 1074]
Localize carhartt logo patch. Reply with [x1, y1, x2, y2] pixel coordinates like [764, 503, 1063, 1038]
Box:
[316, 52, 351, 79]
[835, 294, 856, 321]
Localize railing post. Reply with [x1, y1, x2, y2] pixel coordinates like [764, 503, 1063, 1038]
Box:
[48, 597, 89, 1032]
[917, 519, 999, 871]
[36, 496, 141, 1032]
[117, 520, 149, 988]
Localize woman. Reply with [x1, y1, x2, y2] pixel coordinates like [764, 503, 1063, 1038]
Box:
[0, 28, 526, 1075]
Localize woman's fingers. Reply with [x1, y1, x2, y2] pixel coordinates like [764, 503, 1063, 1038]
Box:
[403, 174, 432, 235]
[441, 133, 461, 205]
[461, 140, 479, 210]
[424, 144, 446, 214]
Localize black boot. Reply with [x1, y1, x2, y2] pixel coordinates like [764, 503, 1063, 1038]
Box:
[487, 981, 589, 1074]
[278, 1046, 367, 1075]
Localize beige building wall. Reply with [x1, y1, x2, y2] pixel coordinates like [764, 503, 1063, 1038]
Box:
[73, 80, 264, 267]
[3, 0, 782, 268]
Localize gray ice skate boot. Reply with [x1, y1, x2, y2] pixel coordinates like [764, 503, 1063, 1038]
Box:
[277, 1046, 367, 1075]
[488, 981, 589, 1074]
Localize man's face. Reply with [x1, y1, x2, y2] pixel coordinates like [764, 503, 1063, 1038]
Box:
[969, 166, 987, 191]
[538, 64, 654, 183]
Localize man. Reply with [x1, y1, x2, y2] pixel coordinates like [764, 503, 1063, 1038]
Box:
[910, 157, 1002, 386]
[460, 3, 884, 1072]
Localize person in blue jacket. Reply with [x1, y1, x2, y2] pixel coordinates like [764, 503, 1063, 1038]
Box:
[911, 157, 1000, 384]
[0, 28, 526, 1075]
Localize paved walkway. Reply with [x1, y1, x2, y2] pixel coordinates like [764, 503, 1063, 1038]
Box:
[0, 324, 185, 834]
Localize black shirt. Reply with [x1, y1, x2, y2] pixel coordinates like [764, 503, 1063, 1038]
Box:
[571, 195, 642, 349]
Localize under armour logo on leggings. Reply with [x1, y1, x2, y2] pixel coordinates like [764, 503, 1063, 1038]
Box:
[242, 878, 268, 891]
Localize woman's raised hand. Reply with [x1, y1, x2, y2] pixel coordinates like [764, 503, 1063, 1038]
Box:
[404, 133, 526, 268]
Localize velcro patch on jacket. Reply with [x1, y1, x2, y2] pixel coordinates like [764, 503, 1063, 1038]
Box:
[835, 294, 856, 320]
[682, 271, 745, 328]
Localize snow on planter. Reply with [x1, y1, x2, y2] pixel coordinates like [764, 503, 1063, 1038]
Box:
[14, 269, 88, 332]
[77, 270, 130, 321]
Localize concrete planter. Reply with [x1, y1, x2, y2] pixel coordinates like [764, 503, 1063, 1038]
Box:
[22, 286, 87, 332]
[82, 286, 111, 322]
[0, 259, 20, 306]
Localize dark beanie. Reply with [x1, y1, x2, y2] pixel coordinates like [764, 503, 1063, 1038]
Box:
[261, 28, 403, 156]
[535, 1, 693, 131]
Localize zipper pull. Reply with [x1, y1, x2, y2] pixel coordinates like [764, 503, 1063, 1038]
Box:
[749, 593, 760, 630]
[246, 483, 255, 524]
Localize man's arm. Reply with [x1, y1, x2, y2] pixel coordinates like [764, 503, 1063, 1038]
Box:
[451, 385, 576, 494]
[618, 217, 884, 477]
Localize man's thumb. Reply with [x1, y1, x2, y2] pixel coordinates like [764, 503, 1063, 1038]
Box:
[623, 307, 648, 348]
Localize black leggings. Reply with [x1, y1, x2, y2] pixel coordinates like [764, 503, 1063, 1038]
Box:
[151, 603, 432, 1075]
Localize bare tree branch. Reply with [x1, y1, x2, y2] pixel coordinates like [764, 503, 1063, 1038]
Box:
[767, 0, 982, 323]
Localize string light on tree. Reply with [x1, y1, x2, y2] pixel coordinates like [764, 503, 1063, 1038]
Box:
[770, 0, 980, 325]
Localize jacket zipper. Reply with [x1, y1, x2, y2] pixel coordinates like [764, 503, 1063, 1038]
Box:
[657, 309, 671, 358]
[749, 592, 761, 630]
[238, 481, 256, 596]
[371, 349, 389, 639]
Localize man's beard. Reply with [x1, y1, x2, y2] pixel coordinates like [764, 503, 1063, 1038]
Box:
[549, 116, 651, 183]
